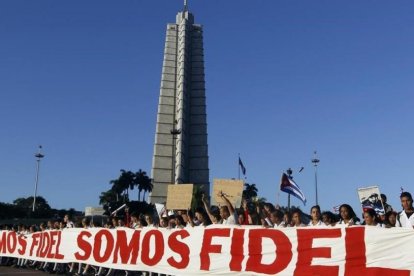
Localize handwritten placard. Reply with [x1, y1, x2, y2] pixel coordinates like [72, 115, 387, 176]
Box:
[212, 179, 244, 208]
[166, 184, 194, 210]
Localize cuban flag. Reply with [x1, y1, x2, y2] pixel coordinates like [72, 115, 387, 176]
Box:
[332, 205, 340, 214]
[239, 157, 246, 176]
[280, 173, 306, 205]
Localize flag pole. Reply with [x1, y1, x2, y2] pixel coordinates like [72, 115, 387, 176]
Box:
[238, 153, 240, 180]
[286, 168, 292, 211]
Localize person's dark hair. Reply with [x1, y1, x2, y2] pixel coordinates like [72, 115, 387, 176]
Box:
[291, 208, 302, 217]
[339, 204, 360, 222]
[130, 212, 139, 219]
[175, 215, 185, 226]
[363, 208, 379, 224]
[310, 205, 321, 213]
[380, 193, 387, 202]
[400, 192, 413, 201]
[140, 217, 148, 227]
[195, 207, 212, 226]
[271, 209, 284, 220]
[322, 211, 339, 224]
[264, 203, 275, 212]
[385, 211, 398, 225]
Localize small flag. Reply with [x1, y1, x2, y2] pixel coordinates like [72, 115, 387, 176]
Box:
[332, 205, 340, 214]
[280, 173, 306, 205]
[239, 158, 246, 176]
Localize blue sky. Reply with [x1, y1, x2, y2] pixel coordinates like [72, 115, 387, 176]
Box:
[1, 1, 413, 215]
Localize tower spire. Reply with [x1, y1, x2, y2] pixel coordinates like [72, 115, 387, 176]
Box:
[184, 0, 188, 11]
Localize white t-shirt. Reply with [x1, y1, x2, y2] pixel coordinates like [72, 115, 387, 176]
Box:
[308, 220, 324, 227]
[396, 211, 414, 228]
[337, 218, 360, 226]
[222, 213, 237, 225]
[273, 221, 286, 228]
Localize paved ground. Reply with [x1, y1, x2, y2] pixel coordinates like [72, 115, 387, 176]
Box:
[0, 266, 48, 275]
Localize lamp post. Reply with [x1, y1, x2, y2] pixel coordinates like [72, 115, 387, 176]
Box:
[32, 145, 45, 212]
[286, 168, 293, 210]
[311, 151, 320, 206]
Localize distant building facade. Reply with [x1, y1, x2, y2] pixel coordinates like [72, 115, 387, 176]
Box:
[149, 5, 209, 203]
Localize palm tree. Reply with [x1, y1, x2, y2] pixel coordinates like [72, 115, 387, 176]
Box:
[109, 178, 122, 202]
[99, 189, 118, 206]
[141, 176, 153, 202]
[243, 183, 258, 200]
[110, 170, 135, 203]
[134, 170, 152, 201]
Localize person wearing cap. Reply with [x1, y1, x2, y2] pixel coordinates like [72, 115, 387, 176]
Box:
[396, 192, 414, 228]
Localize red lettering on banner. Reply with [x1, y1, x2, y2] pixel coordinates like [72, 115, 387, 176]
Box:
[43, 231, 64, 259]
[200, 228, 231, 270]
[30, 232, 41, 256]
[93, 229, 114, 263]
[39, 232, 51, 258]
[0, 232, 6, 253]
[74, 231, 92, 261]
[47, 231, 57, 258]
[229, 228, 245, 271]
[141, 230, 164, 266]
[17, 234, 27, 255]
[344, 227, 410, 276]
[7, 231, 17, 254]
[55, 231, 64, 259]
[246, 229, 292, 275]
[167, 230, 190, 269]
[113, 230, 141, 264]
[294, 228, 341, 275]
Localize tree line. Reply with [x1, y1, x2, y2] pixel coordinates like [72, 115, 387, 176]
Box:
[0, 196, 76, 219]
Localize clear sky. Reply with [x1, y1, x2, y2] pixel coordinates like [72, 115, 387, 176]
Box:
[1, 1, 413, 215]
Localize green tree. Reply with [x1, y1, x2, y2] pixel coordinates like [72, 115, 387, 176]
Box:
[99, 189, 118, 206]
[13, 196, 52, 218]
[109, 170, 135, 203]
[134, 169, 153, 202]
[243, 183, 258, 200]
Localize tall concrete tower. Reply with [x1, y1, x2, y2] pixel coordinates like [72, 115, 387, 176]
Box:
[149, 3, 209, 203]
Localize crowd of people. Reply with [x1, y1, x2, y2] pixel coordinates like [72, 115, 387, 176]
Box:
[1, 191, 414, 275]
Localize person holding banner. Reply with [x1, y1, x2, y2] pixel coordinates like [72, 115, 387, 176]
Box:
[291, 209, 306, 227]
[321, 211, 338, 226]
[385, 211, 398, 228]
[308, 205, 324, 226]
[130, 212, 141, 229]
[396, 191, 414, 228]
[363, 208, 384, 227]
[270, 209, 286, 228]
[337, 204, 360, 226]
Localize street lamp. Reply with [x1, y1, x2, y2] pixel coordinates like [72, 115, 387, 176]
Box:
[32, 145, 45, 212]
[311, 151, 320, 206]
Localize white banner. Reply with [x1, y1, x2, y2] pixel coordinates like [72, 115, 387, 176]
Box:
[1, 226, 413, 275]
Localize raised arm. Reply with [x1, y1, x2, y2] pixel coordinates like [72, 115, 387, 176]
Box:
[202, 194, 217, 224]
[220, 191, 235, 216]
